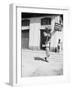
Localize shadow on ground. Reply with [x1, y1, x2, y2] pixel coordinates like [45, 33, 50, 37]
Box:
[34, 57, 49, 62]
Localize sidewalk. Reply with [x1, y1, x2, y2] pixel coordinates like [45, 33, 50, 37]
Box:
[22, 49, 63, 77]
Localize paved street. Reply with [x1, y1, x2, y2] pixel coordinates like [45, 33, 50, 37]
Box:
[22, 49, 63, 77]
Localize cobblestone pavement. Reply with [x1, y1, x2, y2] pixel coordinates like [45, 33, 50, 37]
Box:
[22, 49, 63, 77]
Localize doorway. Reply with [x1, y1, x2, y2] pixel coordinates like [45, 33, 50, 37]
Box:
[21, 30, 29, 49]
[40, 29, 47, 50]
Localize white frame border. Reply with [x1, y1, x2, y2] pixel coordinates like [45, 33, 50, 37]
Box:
[9, 4, 70, 86]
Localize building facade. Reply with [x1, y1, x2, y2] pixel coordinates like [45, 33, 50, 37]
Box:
[21, 14, 63, 51]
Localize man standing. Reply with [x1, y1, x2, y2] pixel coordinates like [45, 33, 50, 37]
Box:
[43, 28, 51, 62]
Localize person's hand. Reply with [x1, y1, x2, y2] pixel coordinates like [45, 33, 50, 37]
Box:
[42, 44, 46, 47]
[43, 32, 48, 36]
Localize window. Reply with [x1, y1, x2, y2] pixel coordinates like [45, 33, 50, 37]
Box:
[22, 19, 30, 26]
[41, 17, 51, 25]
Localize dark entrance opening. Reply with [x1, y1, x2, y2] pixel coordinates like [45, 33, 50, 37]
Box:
[40, 30, 47, 50]
[40, 29, 51, 50]
[21, 30, 29, 49]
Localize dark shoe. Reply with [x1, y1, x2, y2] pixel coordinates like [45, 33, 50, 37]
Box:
[45, 57, 48, 62]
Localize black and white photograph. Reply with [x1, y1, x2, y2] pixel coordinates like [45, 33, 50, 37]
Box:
[21, 12, 63, 77]
[9, 4, 70, 86]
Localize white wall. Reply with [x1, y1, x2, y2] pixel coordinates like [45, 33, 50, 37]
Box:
[50, 31, 63, 48]
[51, 16, 61, 33]
[29, 17, 41, 49]
[50, 16, 63, 48]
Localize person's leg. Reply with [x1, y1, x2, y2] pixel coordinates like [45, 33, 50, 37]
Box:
[46, 47, 50, 57]
[45, 47, 50, 62]
[57, 45, 60, 53]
